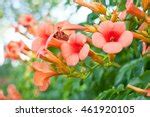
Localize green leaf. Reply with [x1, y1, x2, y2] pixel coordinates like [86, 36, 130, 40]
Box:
[115, 58, 144, 86]
[87, 13, 99, 25]
[140, 70, 150, 84]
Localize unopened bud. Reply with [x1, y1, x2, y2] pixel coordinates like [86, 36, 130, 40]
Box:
[85, 25, 97, 32]
[126, 2, 146, 19]
[142, 0, 150, 11]
[99, 15, 107, 22]
[74, 0, 106, 15]
[111, 10, 118, 22]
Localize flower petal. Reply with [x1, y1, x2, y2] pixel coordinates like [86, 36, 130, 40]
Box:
[79, 44, 90, 60]
[54, 21, 75, 35]
[45, 33, 55, 48]
[113, 22, 126, 35]
[66, 54, 79, 66]
[34, 72, 50, 87]
[92, 32, 106, 48]
[76, 34, 87, 45]
[103, 42, 123, 54]
[68, 33, 76, 44]
[61, 21, 85, 32]
[32, 38, 42, 52]
[39, 78, 50, 91]
[118, 31, 133, 47]
[61, 42, 73, 58]
[126, 0, 133, 8]
[32, 62, 50, 73]
[7, 84, 21, 100]
[98, 21, 114, 35]
[37, 22, 54, 38]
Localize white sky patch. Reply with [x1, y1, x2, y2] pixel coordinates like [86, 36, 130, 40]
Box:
[69, 7, 91, 24]
[3, 27, 32, 49]
[51, 2, 91, 24]
[3, 27, 21, 43]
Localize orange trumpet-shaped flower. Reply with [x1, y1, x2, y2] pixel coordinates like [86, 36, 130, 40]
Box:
[5, 41, 29, 60]
[74, 0, 106, 15]
[126, 0, 145, 19]
[7, 84, 22, 100]
[61, 33, 90, 66]
[32, 21, 85, 53]
[18, 14, 36, 27]
[92, 21, 133, 54]
[32, 62, 57, 91]
[0, 84, 22, 100]
[32, 21, 54, 53]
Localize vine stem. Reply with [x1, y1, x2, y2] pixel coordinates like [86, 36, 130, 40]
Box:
[133, 32, 150, 43]
[127, 84, 146, 95]
[89, 50, 104, 64]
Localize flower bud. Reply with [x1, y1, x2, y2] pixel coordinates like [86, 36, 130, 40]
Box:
[74, 0, 106, 15]
[99, 15, 107, 22]
[142, 0, 150, 11]
[138, 22, 148, 31]
[126, 2, 145, 19]
[85, 25, 97, 32]
[89, 2, 107, 14]
[111, 10, 118, 22]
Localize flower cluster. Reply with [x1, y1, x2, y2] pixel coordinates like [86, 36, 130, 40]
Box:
[3, 0, 150, 98]
[0, 84, 21, 100]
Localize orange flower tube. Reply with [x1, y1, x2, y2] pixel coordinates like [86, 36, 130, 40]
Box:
[74, 0, 106, 15]
[126, 1, 146, 19]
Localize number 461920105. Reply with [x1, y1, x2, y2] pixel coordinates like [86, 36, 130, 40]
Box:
[80, 106, 135, 114]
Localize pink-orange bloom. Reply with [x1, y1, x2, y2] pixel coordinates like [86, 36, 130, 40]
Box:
[0, 84, 21, 100]
[18, 14, 36, 27]
[61, 33, 90, 66]
[7, 84, 22, 100]
[32, 22, 54, 52]
[92, 21, 133, 54]
[5, 41, 28, 60]
[32, 21, 85, 54]
[32, 62, 57, 91]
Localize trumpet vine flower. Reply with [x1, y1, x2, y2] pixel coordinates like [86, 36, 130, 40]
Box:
[92, 21, 133, 54]
[32, 62, 57, 91]
[61, 33, 90, 66]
